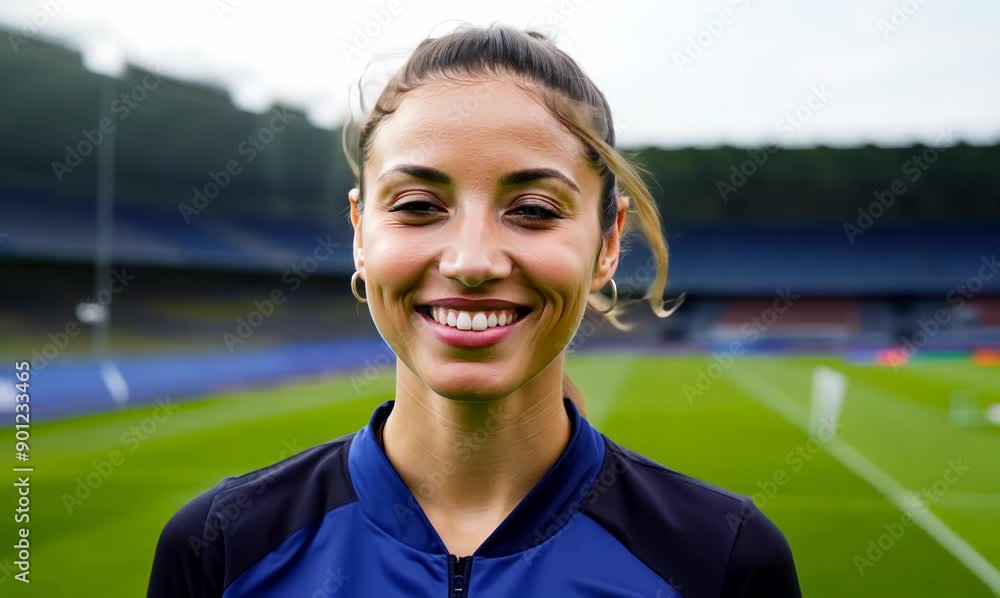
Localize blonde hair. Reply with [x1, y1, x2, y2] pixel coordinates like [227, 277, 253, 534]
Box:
[341, 24, 682, 411]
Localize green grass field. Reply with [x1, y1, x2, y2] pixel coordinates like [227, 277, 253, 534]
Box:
[2, 354, 999, 596]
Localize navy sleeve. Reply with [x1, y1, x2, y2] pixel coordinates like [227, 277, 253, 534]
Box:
[721, 502, 802, 598]
[147, 484, 226, 598]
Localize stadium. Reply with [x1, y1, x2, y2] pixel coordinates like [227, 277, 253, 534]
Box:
[1, 6, 999, 598]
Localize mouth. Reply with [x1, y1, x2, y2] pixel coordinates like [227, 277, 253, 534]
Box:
[415, 305, 531, 331]
[414, 302, 532, 349]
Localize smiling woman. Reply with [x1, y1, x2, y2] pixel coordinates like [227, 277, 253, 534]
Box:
[147, 24, 801, 598]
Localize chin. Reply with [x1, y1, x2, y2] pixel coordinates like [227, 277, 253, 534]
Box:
[422, 363, 522, 403]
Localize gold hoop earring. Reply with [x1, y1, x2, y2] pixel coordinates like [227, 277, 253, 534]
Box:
[594, 279, 617, 314]
[351, 271, 367, 303]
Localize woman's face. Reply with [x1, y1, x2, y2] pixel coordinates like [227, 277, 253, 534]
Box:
[350, 78, 625, 401]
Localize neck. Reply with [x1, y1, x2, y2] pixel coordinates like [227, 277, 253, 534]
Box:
[381, 359, 572, 521]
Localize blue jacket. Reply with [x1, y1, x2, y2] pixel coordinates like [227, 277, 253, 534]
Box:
[148, 398, 800, 597]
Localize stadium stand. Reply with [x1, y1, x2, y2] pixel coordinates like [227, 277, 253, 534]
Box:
[1, 28, 997, 420]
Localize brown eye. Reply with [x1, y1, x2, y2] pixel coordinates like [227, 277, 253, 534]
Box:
[510, 202, 562, 221]
[388, 200, 443, 214]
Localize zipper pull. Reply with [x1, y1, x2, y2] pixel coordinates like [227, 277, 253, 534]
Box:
[450, 555, 471, 597]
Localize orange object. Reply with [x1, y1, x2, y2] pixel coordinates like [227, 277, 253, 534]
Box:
[877, 349, 909, 367]
[972, 349, 1000, 366]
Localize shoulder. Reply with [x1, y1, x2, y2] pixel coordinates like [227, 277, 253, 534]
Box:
[146, 433, 358, 597]
[580, 437, 801, 598]
[147, 478, 228, 598]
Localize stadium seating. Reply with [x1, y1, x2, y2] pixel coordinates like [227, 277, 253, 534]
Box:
[4, 187, 996, 295]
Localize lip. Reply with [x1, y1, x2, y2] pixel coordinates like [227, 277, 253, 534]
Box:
[416, 305, 528, 349]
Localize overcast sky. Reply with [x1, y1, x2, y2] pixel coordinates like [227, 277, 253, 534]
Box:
[3, 0, 999, 146]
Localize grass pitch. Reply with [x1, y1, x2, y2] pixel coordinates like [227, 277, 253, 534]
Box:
[2, 354, 998, 596]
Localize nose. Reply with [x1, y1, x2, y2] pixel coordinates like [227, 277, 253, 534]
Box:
[438, 207, 512, 287]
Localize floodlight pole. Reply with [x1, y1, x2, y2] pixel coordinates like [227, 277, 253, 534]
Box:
[94, 75, 115, 360]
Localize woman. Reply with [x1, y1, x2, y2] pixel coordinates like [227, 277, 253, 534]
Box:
[148, 25, 800, 597]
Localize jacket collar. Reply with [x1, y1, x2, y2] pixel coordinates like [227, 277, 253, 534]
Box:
[347, 397, 606, 557]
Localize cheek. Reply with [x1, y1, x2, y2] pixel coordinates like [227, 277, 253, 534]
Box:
[360, 227, 430, 355]
[363, 225, 432, 294]
[514, 231, 595, 303]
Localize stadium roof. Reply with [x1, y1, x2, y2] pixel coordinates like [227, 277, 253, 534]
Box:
[1, 31, 348, 202]
[2, 1, 999, 148]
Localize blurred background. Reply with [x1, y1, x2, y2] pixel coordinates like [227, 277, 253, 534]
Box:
[0, 0, 998, 596]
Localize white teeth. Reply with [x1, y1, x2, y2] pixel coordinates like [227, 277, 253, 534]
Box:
[423, 307, 520, 331]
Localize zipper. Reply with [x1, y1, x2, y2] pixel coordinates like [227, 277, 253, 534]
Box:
[448, 554, 473, 598]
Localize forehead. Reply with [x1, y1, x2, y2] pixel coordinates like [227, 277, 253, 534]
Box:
[368, 78, 592, 180]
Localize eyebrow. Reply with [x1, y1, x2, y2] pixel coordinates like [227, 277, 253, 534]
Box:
[377, 164, 580, 194]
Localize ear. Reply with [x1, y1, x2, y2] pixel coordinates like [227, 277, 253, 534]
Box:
[591, 195, 628, 292]
[349, 187, 365, 275]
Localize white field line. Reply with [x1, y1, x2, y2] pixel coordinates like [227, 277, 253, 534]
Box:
[727, 365, 1000, 595]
